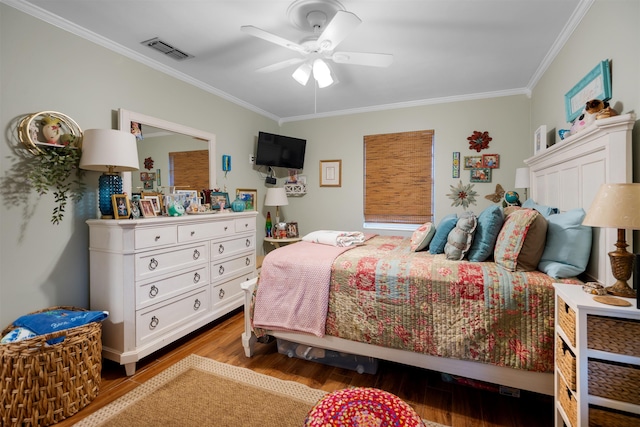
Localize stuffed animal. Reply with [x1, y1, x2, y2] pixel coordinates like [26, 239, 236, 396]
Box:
[569, 99, 618, 135]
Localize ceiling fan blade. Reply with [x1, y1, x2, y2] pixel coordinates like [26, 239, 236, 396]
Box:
[241, 25, 308, 54]
[316, 11, 361, 52]
[331, 51, 394, 67]
[256, 58, 305, 73]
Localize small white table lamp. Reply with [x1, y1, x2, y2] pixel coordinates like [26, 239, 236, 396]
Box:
[514, 167, 530, 201]
[264, 187, 288, 224]
[80, 129, 139, 219]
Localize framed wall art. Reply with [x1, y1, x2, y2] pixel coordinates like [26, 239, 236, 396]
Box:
[534, 125, 547, 155]
[470, 168, 491, 183]
[463, 155, 483, 170]
[564, 60, 612, 122]
[320, 160, 342, 187]
[236, 188, 258, 211]
[111, 194, 130, 219]
[452, 152, 460, 178]
[482, 154, 499, 169]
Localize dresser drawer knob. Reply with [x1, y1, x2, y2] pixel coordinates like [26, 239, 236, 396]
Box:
[155, 235, 161, 241]
[193, 299, 201, 310]
[191, 231, 195, 236]
[244, 223, 249, 228]
[224, 226, 228, 231]
[245, 257, 251, 266]
[149, 316, 159, 329]
[149, 285, 159, 297]
[245, 239, 250, 247]
[219, 289, 225, 299]
[218, 265, 225, 275]
[148, 258, 159, 270]
[193, 249, 200, 260]
[218, 244, 225, 254]
[193, 272, 200, 283]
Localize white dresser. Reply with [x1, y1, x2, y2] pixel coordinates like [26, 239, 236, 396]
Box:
[87, 211, 257, 375]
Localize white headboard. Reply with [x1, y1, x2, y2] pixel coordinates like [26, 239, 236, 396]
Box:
[526, 113, 636, 286]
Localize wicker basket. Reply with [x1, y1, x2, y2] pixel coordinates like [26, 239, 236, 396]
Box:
[587, 315, 640, 356]
[556, 335, 576, 391]
[557, 296, 576, 347]
[589, 406, 640, 427]
[557, 375, 577, 427]
[0, 306, 102, 426]
[588, 359, 640, 405]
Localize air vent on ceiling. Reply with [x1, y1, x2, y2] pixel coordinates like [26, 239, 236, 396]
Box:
[141, 37, 193, 61]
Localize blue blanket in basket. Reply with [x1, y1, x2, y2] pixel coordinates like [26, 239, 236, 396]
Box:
[11, 309, 108, 344]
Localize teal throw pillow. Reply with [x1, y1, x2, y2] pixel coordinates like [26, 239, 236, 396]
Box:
[429, 213, 458, 254]
[467, 205, 504, 262]
[538, 208, 592, 278]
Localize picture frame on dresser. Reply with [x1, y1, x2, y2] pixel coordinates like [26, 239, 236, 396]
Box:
[139, 199, 156, 217]
[112, 194, 130, 219]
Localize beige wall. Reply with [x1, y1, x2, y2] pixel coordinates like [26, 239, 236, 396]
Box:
[0, 5, 277, 326]
[1, 0, 638, 326]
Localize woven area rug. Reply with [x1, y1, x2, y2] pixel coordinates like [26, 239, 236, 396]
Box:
[74, 354, 448, 427]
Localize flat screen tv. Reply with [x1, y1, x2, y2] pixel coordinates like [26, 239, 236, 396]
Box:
[255, 131, 306, 170]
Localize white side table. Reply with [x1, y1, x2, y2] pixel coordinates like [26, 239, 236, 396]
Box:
[264, 237, 302, 248]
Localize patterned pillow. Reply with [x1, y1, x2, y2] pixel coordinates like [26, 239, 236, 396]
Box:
[444, 213, 477, 261]
[494, 208, 548, 271]
[467, 205, 504, 262]
[410, 222, 436, 252]
[429, 214, 458, 254]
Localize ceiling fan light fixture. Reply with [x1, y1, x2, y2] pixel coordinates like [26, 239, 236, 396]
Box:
[313, 58, 333, 88]
[292, 62, 312, 85]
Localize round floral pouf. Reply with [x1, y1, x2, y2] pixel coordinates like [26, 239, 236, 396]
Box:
[305, 387, 426, 427]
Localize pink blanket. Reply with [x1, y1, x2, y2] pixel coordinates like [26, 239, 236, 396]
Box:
[252, 241, 354, 337]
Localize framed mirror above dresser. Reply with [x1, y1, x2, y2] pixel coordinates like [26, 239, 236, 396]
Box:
[118, 108, 217, 195]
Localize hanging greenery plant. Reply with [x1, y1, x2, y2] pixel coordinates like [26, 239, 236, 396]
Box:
[18, 111, 86, 225]
[26, 145, 86, 224]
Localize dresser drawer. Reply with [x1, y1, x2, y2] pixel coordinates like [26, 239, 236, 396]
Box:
[136, 243, 208, 281]
[136, 265, 209, 310]
[177, 220, 235, 242]
[211, 253, 254, 284]
[557, 296, 576, 347]
[234, 217, 256, 233]
[136, 286, 210, 347]
[213, 272, 254, 309]
[211, 234, 255, 261]
[135, 226, 177, 249]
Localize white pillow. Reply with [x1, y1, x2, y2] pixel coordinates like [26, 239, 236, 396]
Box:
[410, 222, 435, 252]
[444, 213, 477, 260]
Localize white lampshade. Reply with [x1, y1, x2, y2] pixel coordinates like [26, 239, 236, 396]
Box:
[264, 187, 289, 207]
[583, 183, 640, 229]
[312, 59, 333, 88]
[514, 167, 530, 189]
[292, 62, 312, 86]
[79, 129, 139, 172]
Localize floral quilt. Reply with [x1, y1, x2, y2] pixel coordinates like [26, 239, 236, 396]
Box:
[324, 235, 581, 372]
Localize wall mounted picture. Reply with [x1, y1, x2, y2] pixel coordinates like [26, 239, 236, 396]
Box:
[320, 160, 342, 187]
[482, 154, 500, 169]
[464, 155, 483, 169]
[236, 188, 258, 211]
[111, 194, 130, 219]
[564, 59, 612, 122]
[452, 152, 460, 178]
[470, 168, 491, 183]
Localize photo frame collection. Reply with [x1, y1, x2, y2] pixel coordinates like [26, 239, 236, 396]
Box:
[463, 153, 499, 183]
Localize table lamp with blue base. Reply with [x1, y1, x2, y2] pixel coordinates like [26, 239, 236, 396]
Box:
[80, 129, 139, 219]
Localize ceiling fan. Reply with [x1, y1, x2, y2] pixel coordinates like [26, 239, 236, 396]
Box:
[241, 1, 393, 88]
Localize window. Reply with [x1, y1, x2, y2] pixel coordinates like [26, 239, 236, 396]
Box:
[169, 150, 209, 191]
[364, 130, 434, 225]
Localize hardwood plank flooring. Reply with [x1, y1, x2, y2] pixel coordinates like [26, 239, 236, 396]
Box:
[55, 309, 553, 426]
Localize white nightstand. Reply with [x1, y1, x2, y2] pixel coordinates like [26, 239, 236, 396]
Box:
[264, 237, 302, 248]
[554, 283, 640, 426]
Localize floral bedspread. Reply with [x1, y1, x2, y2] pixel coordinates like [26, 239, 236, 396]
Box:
[324, 235, 581, 372]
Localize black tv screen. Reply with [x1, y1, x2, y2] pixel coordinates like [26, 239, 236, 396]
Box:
[255, 131, 306, 169]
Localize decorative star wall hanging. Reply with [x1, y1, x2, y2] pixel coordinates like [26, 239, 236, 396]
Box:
[447, 181, 478, 209]
[467, 131, 492, 152]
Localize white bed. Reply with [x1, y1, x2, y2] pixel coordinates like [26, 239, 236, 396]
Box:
[242, 113, 635, 396]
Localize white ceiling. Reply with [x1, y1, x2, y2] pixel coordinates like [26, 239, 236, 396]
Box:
[5, 0, 590, 122]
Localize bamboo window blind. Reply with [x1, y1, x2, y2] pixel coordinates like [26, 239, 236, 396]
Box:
[364, 130, 434, 224]
[169, 150, 209, 191]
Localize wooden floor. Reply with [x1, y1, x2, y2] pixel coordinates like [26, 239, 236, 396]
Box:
[57, 309, 553, 426]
